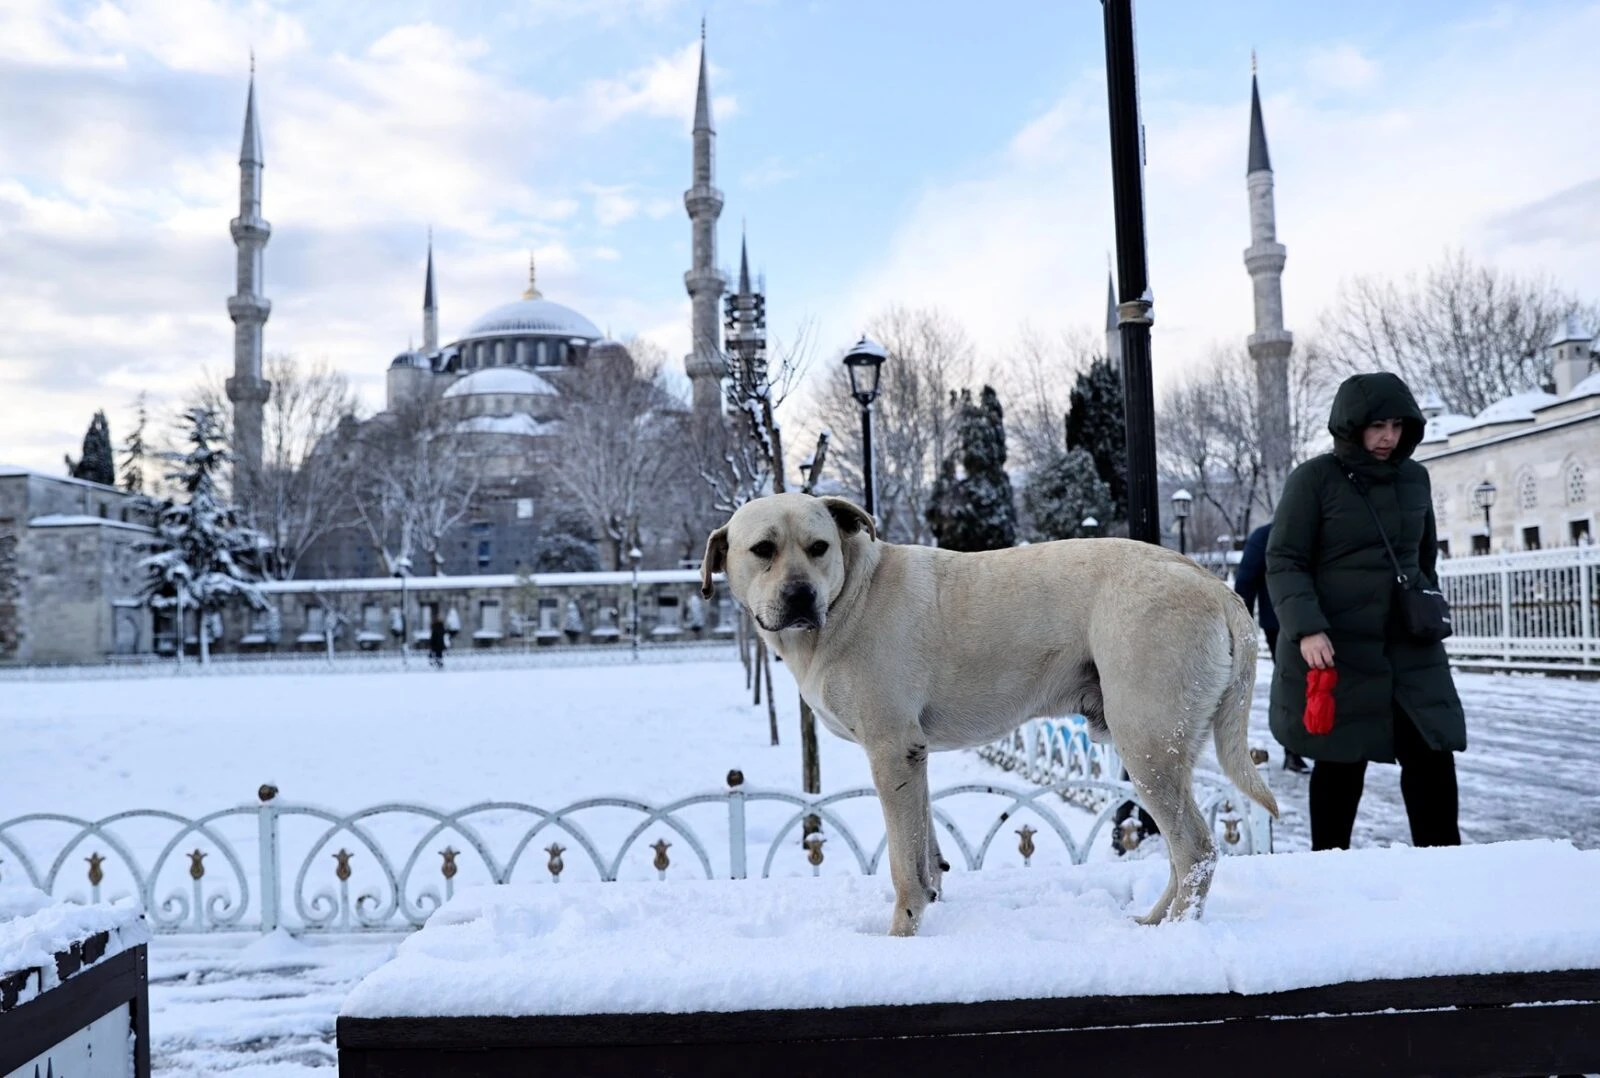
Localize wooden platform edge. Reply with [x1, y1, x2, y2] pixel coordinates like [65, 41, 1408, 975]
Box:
[337, 965, 1600, 1049]
[0, 942, 151, 1077]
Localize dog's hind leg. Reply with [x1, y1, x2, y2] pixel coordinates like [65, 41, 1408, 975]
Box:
[1121, 744, 1217, 926]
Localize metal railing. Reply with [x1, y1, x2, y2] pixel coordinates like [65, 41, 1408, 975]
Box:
[0, 771, 1271, 936]
[1436, 545, 1600, 669]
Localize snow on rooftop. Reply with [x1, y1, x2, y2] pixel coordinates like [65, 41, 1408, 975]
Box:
[1561, 368, 1600, 402]
[442, 367, 560, 399]
[1461, 390, 1560, 429]
[1418, 412, 1474, 443]
[27, 513, 150, 532]
[342, 840, 1600, 1019]
[1549, 313, 1594, 346]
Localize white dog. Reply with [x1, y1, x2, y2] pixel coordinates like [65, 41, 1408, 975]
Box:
[702, 492, 1278, 937]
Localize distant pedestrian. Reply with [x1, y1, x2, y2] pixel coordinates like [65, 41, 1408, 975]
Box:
[1234, 522, 1309, 774]
[427, 618, 446, 669]
[1266, 372, 1465, 851]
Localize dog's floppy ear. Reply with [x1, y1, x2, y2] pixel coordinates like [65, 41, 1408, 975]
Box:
[700, 526, 729, 598]
[819, 496, 877, 541]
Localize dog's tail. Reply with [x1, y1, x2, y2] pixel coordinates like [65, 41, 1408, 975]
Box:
[1211, 595, 1280, 818]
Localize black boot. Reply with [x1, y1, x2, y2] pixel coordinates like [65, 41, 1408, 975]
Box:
[1283, 750, 1311, 775]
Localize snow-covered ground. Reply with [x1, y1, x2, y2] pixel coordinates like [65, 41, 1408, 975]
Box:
[2, 650, 1597, 1074]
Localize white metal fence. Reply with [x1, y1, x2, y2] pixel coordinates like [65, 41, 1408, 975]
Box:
[1436, 546, 1600, 670]
[0, 769, 1272, 937]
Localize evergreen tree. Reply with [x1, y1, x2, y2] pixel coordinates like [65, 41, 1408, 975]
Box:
[926, 385, 1017, 551]
[1065, 357, 1128, 522]
[120, 393, 149, 495]
[65, 411, 115, 486]
[138, 408, 265, 663]
[1022, 447, 1113, 541]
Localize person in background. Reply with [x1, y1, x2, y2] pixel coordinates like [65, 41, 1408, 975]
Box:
[1234, 521, 1310, 774]
[427, 618, 447, 670]
[1266, 372, 1465, 851]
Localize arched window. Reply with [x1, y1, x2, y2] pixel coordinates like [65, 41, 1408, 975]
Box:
[1518, 472, 1538, 511]
[1568, 463, 1587, 506]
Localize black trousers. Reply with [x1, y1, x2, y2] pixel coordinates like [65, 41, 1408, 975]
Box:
[1309, 703, 1460, 851]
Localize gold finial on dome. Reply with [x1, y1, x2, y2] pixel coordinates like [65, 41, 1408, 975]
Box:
[521, 251, 542, 300]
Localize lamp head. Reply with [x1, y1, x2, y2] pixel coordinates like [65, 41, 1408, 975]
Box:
[842, 336, 888, 406]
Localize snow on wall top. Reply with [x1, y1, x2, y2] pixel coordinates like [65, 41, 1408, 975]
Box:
[0, 889, 148, 985]
[342, 840, 1600, 1019]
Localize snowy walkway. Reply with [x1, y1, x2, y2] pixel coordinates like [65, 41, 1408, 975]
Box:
[2, 656, 1596, 1074]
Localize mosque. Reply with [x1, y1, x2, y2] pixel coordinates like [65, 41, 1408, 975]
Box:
[226, 29, 747, 577]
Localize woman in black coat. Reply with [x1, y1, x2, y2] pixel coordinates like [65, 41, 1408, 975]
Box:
[1266, 372, 1466, 851]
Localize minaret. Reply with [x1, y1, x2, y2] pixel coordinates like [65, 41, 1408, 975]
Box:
[1244, 56, 1292, 500]
[1104, 269, 1122, 370]
[683, 21, 727, 418]
[422, 231, 438, 354]
[724, 229, 767, 402]
[225, 59, 272, 493]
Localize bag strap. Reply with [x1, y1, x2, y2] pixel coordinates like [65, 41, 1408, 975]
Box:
[1342, 470, 1409, 586]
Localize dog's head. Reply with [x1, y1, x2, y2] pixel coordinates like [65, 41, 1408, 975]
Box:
[700, 493, 876, 634]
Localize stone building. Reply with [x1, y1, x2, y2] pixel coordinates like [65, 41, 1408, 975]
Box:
[0, 470, 152, 664]
[1414, 320, 1599, 556]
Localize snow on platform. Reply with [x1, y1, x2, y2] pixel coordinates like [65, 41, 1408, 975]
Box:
[342, 839, 1600, 1019]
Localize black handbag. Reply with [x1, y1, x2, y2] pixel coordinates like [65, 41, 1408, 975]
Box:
[1344, 471, 1454, 644]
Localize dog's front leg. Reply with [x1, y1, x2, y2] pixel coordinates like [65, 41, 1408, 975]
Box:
[866, 733, 935, 937]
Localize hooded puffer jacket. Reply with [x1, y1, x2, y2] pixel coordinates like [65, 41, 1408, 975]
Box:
[1265, 372, 1466, 763]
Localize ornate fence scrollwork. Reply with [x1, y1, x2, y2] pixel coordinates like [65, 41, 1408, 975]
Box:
[0, 763, 1272, 936]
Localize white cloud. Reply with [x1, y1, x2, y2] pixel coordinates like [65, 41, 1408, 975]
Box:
[1303, 44, 1379, 93]
[580, 42, 737, 130]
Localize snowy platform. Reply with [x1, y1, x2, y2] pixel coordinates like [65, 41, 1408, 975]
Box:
[338, 841, 1600, 1077]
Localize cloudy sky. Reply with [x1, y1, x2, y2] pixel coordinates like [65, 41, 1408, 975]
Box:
[2, 0, 1599, 473]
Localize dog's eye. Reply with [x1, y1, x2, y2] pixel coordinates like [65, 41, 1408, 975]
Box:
[807, 540, 830, 558]
[751, 540, 777, 559]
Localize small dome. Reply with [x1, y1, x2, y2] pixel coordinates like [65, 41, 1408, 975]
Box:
[442, 368, 560, 399]
[390, 349, 430, 369]
[455, 414, 559, 437]
[1419, 413, 1473, 444]
[460, 298, 602, 341]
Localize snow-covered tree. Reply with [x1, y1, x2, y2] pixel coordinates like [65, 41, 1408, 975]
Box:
[66, 411, 115, 487]
[120, 393, 150, 495]
[1023, 447, 1113, 541]
[138, 408, 265, 663]
[1065, 357, 1128, 525]
[926, 386, 1017, 552]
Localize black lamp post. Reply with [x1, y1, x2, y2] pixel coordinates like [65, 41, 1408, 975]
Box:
[1473, 480, 1497, 550]
[843, 336, 888, 518]
[1081, 515, 1099, 537]
[1171, 489, 1192, 555]
[628, 542, 643, 660]
[392, 555, 412, 668]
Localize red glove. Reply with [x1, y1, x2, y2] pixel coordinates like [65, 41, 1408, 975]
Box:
[1304, 668, 1337, 735]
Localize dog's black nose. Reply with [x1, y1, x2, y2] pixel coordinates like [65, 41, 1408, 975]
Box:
[778, 580, 821, 630]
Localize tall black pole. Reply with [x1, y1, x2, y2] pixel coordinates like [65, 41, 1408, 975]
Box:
[860, 404, 876, 519]
[1102, 0, 1160, 547]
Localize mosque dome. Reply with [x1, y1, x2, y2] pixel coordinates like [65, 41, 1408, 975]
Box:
[442, 367, 559, 399]
[460, 298, 601, 342]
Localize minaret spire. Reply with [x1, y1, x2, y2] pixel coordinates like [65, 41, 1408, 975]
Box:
[1243, 59, 1292, 504]
[1104, 267, 1122, 370]
[226, 61, 272, 498]
[521, 251, 542, 300]
[684, 22, 727, 418]
[422, 229, 438, 353]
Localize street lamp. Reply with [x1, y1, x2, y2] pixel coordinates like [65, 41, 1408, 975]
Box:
[842, 336, 888, 518]
[392, 555, 412, 668]
[628, 543, 643, 660]
[1171, 489, 1193, 555]
[1473, 480, 1497, 550]
[1081, 516, 1099, 536]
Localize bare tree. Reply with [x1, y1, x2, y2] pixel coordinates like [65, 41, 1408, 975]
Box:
[549, 339, 687, 570]
[987, 325, 1102, 476]
[346, 394, 480, 576]
[695, 321, 816, 514]
[1317, 250, 1600, 415]
[1158, 342, 1328, 544]
[802, 306, 976, 544]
